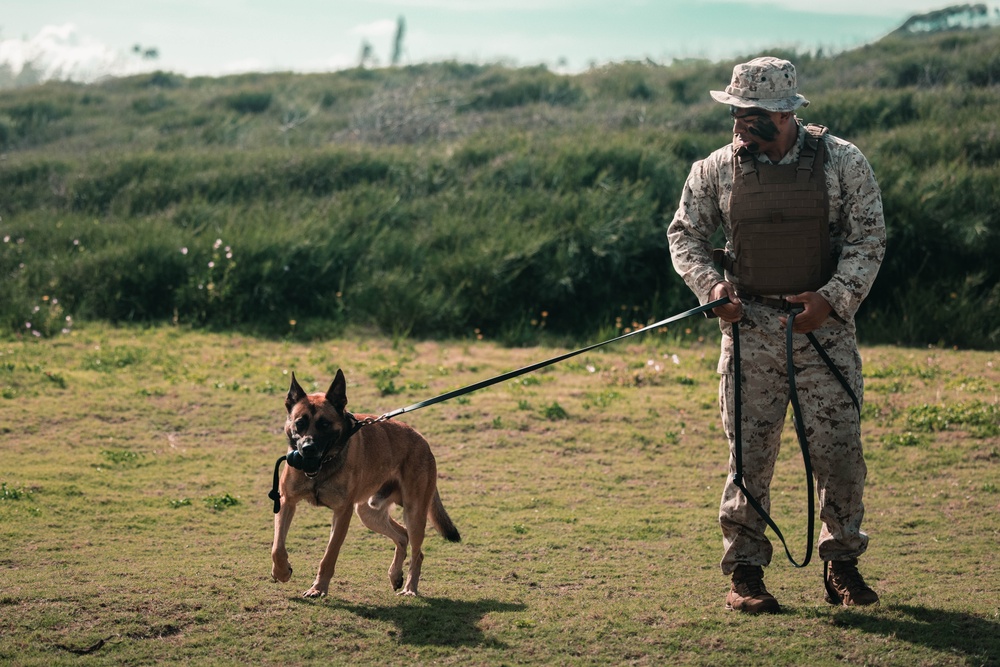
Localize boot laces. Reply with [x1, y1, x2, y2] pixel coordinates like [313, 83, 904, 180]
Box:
[740, 578, 766, 597]
[832, 562, 869, 593]
[733, 567, 768, 597]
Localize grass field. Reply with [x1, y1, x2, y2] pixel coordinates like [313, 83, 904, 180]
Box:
[0, 325, 997, 666]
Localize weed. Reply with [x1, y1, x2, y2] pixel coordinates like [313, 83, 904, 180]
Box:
[214, 380, 249, 392]
[101, 449, 142, 466]
[0, 482, 32, 501]
[168, 498, 192, 509]
[542, 402, 568, 420]
[879, 431, 930, 449]
[867, 363, 942, 380]
[377, 379, 401, 396]
[204, 493, 240, 511]
[82, 347, 147, 372]
[585, 389, 621, 408]
[371, 365, 403, 396]
[870, 378, 908, 393]
[905, 401, 999, 437]
[257, 380, 281, 395]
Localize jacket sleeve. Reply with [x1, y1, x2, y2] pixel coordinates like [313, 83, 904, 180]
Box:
[817, 143, 887, 322]
[667, 158, 726, 304]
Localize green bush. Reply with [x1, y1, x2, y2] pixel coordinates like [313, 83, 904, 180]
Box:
[1, 27, 999, 347]
[222, 91, 273, 114]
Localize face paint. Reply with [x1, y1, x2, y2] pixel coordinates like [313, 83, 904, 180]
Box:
[731, 107, 780, 154]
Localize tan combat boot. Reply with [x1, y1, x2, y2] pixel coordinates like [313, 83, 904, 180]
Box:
[726, 564, 780, 614]
[825, 558, 879, 606]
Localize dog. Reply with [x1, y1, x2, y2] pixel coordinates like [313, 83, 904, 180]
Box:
[270, 369, 460, 598]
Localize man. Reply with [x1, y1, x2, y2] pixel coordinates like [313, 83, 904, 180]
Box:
[667, 57, 886, 614]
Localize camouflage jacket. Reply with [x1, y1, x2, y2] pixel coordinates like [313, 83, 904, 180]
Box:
[666, 122, 887, 323]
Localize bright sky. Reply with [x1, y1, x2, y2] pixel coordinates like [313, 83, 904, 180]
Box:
[1, 1, 995, 83]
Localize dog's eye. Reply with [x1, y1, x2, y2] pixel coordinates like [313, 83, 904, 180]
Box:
[316, 418, 332, 431]
[294, 417, 309, 432]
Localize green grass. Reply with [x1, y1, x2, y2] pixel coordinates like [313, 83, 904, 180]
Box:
[0, 326, 997, 665]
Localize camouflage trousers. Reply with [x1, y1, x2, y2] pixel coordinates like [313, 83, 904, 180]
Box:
[716, 303, 870, 575]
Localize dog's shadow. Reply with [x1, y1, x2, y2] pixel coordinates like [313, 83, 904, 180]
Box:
[300, 596, 526, 648]
[829, 603, 999, 663]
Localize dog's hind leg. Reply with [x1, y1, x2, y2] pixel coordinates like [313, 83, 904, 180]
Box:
[399, 502, 428, 596]
[303, 510, 353, 598]
[356, 502, 408, 591]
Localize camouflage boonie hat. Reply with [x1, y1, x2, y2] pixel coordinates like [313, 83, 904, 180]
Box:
[710, 57, 810, 112]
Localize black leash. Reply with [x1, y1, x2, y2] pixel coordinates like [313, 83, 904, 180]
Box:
[268, 296, 730, 513]
[377, 297, 731, 421]
[731, 308, 860, 568]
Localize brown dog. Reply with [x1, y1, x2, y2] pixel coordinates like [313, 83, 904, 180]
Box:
[270, 369, 460, 598]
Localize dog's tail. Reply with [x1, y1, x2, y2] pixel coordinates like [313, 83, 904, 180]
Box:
[430, 490, 461, 543]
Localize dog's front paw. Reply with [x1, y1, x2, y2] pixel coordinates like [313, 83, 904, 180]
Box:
[271, 564, 293, 583]
[302, 586, 327, 599]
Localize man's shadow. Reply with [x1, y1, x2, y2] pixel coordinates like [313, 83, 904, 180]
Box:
[299, 596, 526, 648]
[831, 604, 998, 663]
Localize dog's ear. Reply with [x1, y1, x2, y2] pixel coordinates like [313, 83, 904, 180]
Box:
[285, 372, 308, 413]
[326, 369, 348, 412]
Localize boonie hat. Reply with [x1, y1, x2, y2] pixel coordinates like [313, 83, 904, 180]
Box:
[710, 57, 810, 112]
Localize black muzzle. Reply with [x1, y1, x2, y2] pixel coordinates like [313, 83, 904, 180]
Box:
[285, 438, 326, 474]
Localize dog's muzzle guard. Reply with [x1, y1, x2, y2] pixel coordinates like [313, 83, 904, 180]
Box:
[269, 413, 366, 513]
[286, 436, 326, 474]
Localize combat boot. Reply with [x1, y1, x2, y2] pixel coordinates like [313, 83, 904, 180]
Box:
[726, 564, 780, 614]
[825, 558, 879, 606]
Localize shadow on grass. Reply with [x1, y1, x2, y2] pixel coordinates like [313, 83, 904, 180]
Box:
[833, 604, 998, 663]
[307, 596, 527, 648]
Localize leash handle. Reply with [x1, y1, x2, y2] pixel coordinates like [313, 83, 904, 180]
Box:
[381, 297, 731, 420]
[268, 455, 286, 514]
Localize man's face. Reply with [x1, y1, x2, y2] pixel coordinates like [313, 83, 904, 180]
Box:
[730, 106, 781, 154]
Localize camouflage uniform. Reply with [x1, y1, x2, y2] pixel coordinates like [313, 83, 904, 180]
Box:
[667, 123, 886, 574]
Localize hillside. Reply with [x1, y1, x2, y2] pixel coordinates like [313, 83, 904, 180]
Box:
[1, 23, 998, 347]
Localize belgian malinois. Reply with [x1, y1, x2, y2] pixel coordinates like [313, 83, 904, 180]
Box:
[270, 370, 460, 598]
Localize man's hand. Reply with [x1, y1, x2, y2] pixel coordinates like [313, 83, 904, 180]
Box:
[710, 281, 743, 322]
[780, 292, 832, 333]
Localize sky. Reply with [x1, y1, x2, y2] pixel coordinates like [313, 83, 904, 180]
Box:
[1, 1, 997, 83]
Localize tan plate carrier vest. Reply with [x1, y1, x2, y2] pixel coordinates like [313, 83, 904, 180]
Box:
[714, 124, 832, 295]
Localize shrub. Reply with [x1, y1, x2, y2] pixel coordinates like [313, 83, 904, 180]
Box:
[222, 91, 273, 114]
